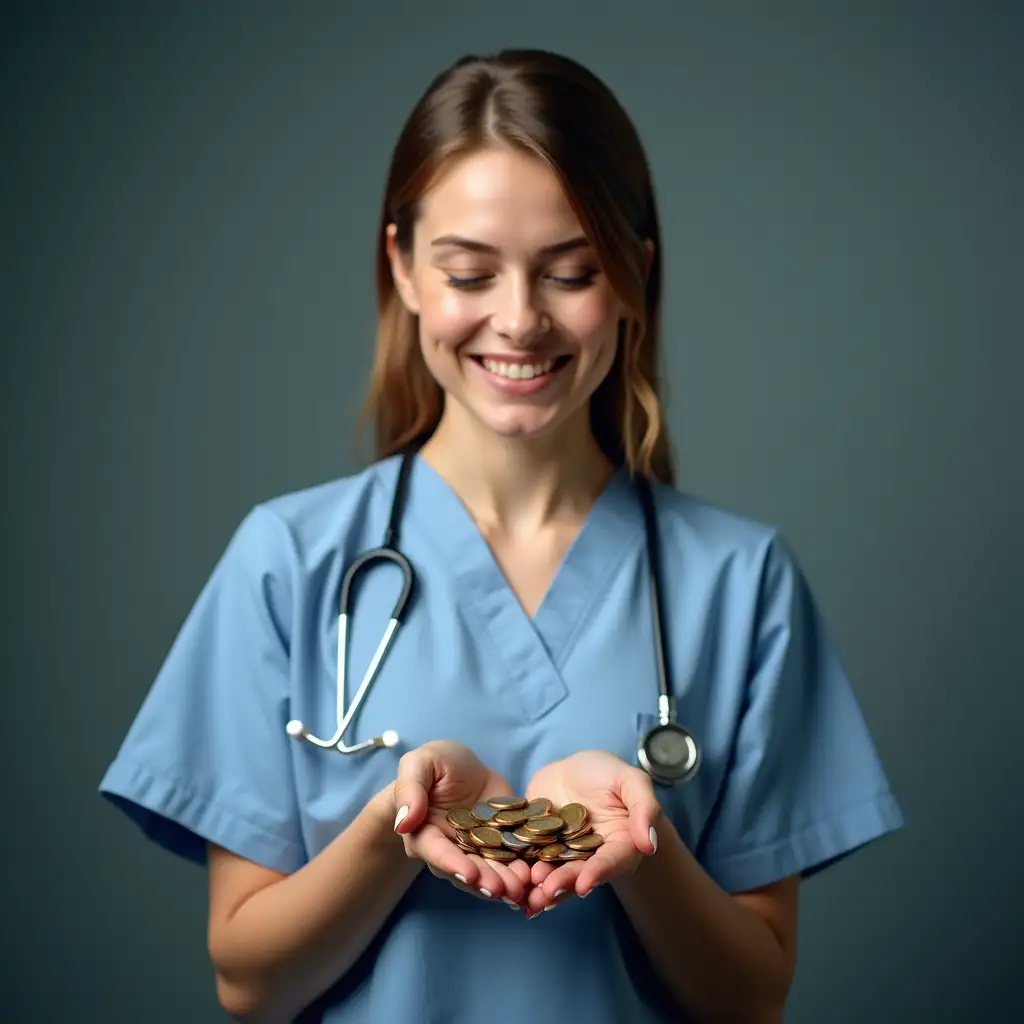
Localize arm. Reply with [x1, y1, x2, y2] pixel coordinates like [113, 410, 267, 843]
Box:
[610, 816, 798, 1024]
[208, 781, 420, 1023]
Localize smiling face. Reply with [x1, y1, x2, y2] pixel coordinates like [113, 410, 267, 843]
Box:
[387, 147, 628, 446]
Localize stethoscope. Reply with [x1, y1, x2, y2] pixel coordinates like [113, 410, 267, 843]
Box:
[286, 451, 701, 786]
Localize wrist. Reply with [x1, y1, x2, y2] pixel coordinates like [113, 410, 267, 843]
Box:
[614, 815, 682, 896]
[366, 781, 401, 845]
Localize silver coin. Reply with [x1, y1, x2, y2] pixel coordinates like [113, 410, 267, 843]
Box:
[472, 802, 498, 822]
[500, 830, 533, 851]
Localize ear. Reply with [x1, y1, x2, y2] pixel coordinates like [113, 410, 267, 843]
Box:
[643, 237, 655, 273]
[386, 223, 421, 315]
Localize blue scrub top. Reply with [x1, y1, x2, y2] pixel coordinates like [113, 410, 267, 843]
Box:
[99, 453, 904, 1022]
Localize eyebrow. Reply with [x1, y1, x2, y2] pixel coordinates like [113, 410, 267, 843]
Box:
[429, 234, 591, 257]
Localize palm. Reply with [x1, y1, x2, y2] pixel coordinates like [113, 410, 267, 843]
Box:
[523, 750, 655, 911]
[407, 742, 532, 894]
[528, 752, 633, 829]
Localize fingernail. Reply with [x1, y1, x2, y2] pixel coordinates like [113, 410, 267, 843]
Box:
[393, 806, 409, 832]
[554, 889, 566, 898]
[503, 898, 519, 909]
[454, 874, 467, 884]
[479, 888, 492, 898]
[543, 903, 557, 912]
[649, 826, 658, 852]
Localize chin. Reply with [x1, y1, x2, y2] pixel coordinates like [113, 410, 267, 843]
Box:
[474, 408, 567, 443]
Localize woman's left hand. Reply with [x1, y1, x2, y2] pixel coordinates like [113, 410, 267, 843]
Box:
[523, 750, 662, 916]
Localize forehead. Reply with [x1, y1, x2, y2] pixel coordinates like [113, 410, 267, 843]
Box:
[416, 147, 584, 248]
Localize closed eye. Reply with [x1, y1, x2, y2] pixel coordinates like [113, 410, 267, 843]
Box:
[445, 271, 597, 291]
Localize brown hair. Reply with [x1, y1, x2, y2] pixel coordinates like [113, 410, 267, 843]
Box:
[357, 49, 676, 485]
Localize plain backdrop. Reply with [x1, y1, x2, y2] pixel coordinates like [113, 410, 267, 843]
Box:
[4, 2, 1021, 1021]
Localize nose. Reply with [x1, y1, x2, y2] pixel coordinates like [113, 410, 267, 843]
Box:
[491, 275, 550, 345]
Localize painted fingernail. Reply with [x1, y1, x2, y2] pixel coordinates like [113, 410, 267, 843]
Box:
[503, 898, 519, 909]
[649, 826, 659, 851]
[554, 889, 567, 898]
[543, 903, 557, 912]
[454, 874, 467, 884]
[393, 806, 409, 831]
[479, 888, 492, 898]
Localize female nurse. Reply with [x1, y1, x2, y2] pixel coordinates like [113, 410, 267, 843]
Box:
[100, 49, 904, 1024]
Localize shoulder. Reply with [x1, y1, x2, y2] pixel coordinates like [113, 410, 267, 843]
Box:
[648, 482, 797, 581]
[231, 456, 401, 574]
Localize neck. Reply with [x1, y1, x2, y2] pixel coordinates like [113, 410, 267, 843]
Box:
[418, 405, 615, 532]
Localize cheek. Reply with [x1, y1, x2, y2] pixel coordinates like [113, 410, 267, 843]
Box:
[419, 282, 481, 349]
[562, 292, 621, 355]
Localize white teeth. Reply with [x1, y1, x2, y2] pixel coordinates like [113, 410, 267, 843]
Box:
[481, 358, 555, 380]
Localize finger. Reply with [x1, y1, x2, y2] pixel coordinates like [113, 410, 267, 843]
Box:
[536, 860, 587, 902]
[507, 858, 532, 888]
[445, 871, 517, 904]
[409, 824, 480, 886]
[392, 750, 436, 834]
[616, 770, 662, 855]
[569, 841, 635, 896]
[466, 854, 506, 901]
[530, 860, 557, 887]
[484, 860, 527, 905]
[525, 868, 581, 915]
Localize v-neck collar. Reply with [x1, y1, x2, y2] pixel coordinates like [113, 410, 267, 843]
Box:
[392, 454, 644, 721]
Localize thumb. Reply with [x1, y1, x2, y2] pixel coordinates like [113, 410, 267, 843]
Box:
[392, 749, 435, 834]
[618, 768, 663, 856]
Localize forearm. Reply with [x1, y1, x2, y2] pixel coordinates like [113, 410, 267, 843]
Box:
[213, 782, 422, 1022]
[610, 820, 792, 1023]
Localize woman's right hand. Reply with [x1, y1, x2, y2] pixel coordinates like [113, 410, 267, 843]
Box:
[390, 740, 531, 907]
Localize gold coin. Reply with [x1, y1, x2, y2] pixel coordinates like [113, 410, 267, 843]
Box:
[561, 824, 593, 842]
[558, 803, 588, 832]
[492, 807, 533, 827]
[487, 795, 528, 810]
[565, 832, 603, 851]
[447, 808, 480, 831]
[524, 815, 564, 836]
[559, 848, 593, 860]
[523, 798, 553, 816]
[468, 826, 504, 848]
[537, 842, 568, 861]
[480, 847, 517, 862]
[513, 827, 556, 845]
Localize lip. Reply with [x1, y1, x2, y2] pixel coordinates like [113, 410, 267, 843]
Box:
[469, 352, 569, 364]
[468, 353, 571, 396]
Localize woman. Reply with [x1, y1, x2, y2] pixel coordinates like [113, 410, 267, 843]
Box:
[100, 50, 903, 1023]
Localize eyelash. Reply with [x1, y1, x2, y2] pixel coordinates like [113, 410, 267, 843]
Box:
[445, 272, 597, 291]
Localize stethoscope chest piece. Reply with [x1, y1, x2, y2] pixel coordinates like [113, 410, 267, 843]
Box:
[637, 721, 701, 787]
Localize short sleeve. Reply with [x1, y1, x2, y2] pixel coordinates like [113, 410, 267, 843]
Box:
[98, 506, 306, 875]
[697, 534, 904, 894]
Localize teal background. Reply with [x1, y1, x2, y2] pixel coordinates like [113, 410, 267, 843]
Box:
[4, 2, 1020, 1020]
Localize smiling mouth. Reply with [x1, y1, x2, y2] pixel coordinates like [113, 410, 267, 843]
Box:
[471, 355, 572, 381]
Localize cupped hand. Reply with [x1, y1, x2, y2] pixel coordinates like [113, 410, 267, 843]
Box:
[390, 740, 531, 905]
[523, 750, 661, 915]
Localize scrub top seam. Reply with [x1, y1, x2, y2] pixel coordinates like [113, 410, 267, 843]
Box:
[704, 788, 902, 869]
[101, 757, 307, 867]
[548, 515, 645, 669]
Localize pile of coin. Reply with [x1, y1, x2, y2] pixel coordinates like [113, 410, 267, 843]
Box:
[445, 796, 603, 864]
